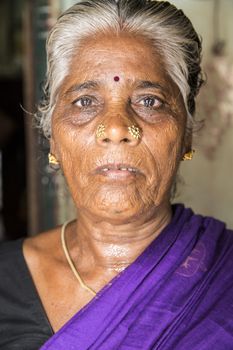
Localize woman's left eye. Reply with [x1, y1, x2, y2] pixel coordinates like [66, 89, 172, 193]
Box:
[139, 96, 163, 108]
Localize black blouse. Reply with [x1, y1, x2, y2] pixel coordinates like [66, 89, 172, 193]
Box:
[0, 239, 53, 349]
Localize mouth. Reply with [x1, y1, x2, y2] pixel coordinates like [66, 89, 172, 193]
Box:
[95, 163, 141, 179]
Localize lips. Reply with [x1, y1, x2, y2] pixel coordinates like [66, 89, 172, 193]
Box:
[96, 163, 138, 172]
[95, 163, 141, 179]
[101, 165, 137, 173]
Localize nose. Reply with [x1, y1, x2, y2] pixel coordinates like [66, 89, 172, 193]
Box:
[96, 114, 142, 146]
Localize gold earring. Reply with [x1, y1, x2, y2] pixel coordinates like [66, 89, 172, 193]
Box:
[48, 153, 59, 165]
[128, 125, 141, 140]
[182, 149, 195, 161]
[96, 124, 106, 139]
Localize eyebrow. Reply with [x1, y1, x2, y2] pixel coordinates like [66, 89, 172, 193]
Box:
[134, 80, 168, 93]
[64, 79, 168, 95]
[65, 80, 99, 94]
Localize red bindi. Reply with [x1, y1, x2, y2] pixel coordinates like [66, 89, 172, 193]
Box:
[114, 76, 120, 82]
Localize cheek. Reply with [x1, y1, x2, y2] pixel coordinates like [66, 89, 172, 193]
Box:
[142, 121, 184, 197]
[52, 123, 93, 189]
[52, 109, 95, 158]
[51, 109, 185, 210]
[145, 121, 184, 164]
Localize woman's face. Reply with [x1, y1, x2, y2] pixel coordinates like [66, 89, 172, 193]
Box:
[51, 32, 189, 223]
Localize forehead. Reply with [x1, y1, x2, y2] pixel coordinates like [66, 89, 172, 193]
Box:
[77, 32, 157, 61]
[62, 32, 175, 92]
[67, 33, 167, 79]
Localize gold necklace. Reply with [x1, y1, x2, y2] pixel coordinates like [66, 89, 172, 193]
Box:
[61, 221, 97, 296]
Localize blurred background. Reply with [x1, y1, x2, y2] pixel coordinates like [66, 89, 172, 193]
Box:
[0, 0, 232, 241]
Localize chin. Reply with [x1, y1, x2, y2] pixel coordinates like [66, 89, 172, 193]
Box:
[78, 186, 162, 223]
[95, 209, 143, 225]
[87, 198, 152, 225]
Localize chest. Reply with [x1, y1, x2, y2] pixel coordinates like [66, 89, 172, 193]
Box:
[29, 261, 117, 332]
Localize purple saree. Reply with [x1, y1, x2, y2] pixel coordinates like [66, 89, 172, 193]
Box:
[41, 205, 233, 349]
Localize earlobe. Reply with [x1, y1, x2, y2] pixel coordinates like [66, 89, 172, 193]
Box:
[185, 126, 193, 150]
[181, 129, 193, 160]
[49, 138, 60, 168]
[182, 149, 195, 161]
[50, 138, 58, 159]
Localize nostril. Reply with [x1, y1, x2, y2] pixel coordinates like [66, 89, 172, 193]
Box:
[103, 138, 111, 143]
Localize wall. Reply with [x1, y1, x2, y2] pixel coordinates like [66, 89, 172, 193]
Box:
[170, 0, 233, 228]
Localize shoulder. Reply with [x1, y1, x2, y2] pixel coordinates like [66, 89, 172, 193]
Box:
[0, 238, 25, 274]
[23, 226, 63, 271]
[175, 205, 233, 277]
[193, 209, 233, 262]
[0, 238, 29, 294]
[0, 226, 62, 287]
[188, 210, 233, 288]
[179, 205, 233, 241]
[0, 238, 23, 256]
[197, 211, 233, 252]
[0, 239, 26, 299]
[0, 236, 54, 349]
[174, 204, 233, 245]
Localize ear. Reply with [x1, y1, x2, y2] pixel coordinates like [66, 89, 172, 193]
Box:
[182, 127, 192, 156]
[50, 137, 58, 158]
[185, 130, 192, 151]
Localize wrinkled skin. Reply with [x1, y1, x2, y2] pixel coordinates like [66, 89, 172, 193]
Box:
[24, 32, 191, 332]
[51, 32, 189, 225]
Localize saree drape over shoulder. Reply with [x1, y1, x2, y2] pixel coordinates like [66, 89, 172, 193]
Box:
[41, 205, 233, 350]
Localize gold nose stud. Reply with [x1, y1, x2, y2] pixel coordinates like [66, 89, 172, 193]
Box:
[96, 124, 106, 139]
[128, 125, 141, 140]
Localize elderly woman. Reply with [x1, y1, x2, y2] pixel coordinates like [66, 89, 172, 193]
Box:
[1, 0, 233, 349]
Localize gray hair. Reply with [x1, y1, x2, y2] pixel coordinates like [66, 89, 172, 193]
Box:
[38, 0, 204, 139]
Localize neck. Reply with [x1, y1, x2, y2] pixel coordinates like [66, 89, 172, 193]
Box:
[67, 203, 172, 273]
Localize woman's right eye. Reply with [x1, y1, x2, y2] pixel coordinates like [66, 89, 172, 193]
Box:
[69, 95, 102, 125]
[73, 96, 94, 107]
